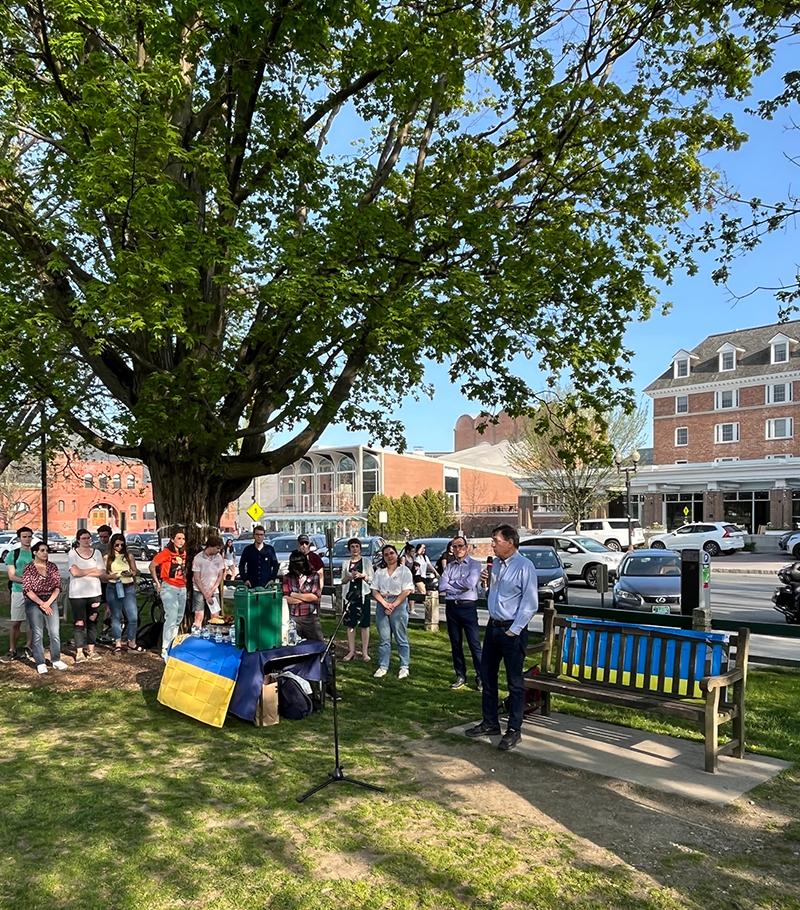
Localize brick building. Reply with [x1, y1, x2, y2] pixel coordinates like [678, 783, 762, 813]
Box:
[633, 320, 800, 531]
[5, 450, 237, 536]
[255, 444, 522, 536]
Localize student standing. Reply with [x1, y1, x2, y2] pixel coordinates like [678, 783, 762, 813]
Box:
[370, 545, 414, 680]
[150, 529, 188, 660]
[68, 529, 105, 662]
[105, 533, 142, 653]
[1, 526, 35, 664]
[22, 542, 68, 674]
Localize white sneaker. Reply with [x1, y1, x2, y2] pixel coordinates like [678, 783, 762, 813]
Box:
[36, 663, 48, 675]
[373, 666, 388, 678]
[398, 667, 410, 679]
[52, 660, 69, 671]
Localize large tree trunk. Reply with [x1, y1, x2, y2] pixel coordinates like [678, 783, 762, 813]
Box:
[145, 450, 250, 555]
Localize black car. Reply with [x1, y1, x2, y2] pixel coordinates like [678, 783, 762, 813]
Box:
[125, 533, 160, 560]
[518, 546, 570, 605]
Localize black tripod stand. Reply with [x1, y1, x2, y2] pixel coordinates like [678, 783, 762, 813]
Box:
[297, 603, 384, 802]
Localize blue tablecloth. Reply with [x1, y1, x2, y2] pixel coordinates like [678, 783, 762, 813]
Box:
[228, 640, 326, 722]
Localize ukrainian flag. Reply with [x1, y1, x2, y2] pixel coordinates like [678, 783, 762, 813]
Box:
[157, 635, 243, 727]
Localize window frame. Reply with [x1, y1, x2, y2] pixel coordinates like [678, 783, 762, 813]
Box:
[675, 394, 689, 415]
[771, 341, 789, 364]
[766, 382, 792, 404]
[714, 388, 739, 410]
[766, 417, 793, 440]
[719, 350, 735, 371]
[714, 422, 740, 444]
[675, 426, 688, 447]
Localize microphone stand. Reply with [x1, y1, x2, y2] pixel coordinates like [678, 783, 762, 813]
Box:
[296, 593, 384, 803]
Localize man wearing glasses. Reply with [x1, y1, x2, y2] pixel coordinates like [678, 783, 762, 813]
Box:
[438, 536, 482, 691]
[238, 526, 279, 587]
[1, 526, 35, 663]
[465, 524, 538, 752]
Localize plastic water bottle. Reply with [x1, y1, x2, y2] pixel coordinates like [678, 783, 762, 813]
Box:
[287, 618, 297, 646]
[229, 625, 236, 647]
[214, 629, 223, 644]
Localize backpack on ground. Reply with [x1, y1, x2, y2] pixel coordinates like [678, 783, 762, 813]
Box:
[277, 671, 313, 720]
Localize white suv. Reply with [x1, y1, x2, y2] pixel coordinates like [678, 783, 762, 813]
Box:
[522, 534, 624, 587]
[649, 522, 745, 557]
[559, 519, 645, 551]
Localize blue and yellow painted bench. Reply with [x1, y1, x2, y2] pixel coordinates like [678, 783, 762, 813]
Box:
[525, 607, 750, 772]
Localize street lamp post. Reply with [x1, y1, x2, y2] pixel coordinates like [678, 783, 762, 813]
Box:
[614, 450, 641, 552]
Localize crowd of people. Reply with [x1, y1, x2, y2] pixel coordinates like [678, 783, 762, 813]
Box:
[3, 522, 538, 751]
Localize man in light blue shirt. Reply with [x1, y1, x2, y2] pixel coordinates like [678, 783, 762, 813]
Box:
[466, 524, 538, 751]
[438, 535, 483, 690]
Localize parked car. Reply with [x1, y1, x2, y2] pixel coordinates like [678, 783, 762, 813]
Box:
[780, 531, 800, 557]
[41, 531, 70, 553]
[521, 534, 624, 588]
[0, 532, 15, 550]
[325, 536, 386, 585]
[649, 522, 745, 557]
[559, 518, 645, 550]
[518, 545, 570, 605]
[612, 549, 682, 613]
[125, 533, 160, 560]
[0, 535, 44, 560]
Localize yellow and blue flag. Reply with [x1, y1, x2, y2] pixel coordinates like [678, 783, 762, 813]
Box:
[157, 635, 243, 727]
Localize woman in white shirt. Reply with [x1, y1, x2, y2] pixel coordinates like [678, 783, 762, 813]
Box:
[370, 544, 414, 680]
[68, 529, 106, 662]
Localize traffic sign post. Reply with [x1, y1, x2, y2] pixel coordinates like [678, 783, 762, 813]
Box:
[246, 502, 265, 522]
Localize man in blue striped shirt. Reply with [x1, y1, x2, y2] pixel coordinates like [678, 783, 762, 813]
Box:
[466, 524, 538, 751]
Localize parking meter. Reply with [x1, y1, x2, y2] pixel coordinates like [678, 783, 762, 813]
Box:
[680, 549, 702, 616]
[595, 563, 609, 594]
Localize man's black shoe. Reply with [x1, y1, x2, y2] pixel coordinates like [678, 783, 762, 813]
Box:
[475, 676, 482, 692]
[498, 729, 521, 751]
[465, 721, 501, 738]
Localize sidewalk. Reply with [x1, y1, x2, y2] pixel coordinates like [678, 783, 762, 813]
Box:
[711, 552, 791, 576]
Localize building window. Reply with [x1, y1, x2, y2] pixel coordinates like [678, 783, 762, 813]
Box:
[362, 453, 379, 510]
[772, 340, 789, 364]
[675, 427, 688, 447]
[674, 459, 688, 465]
[71, 500, 76, 512]
[720, 350, 735, 371]
[98, 473, 108, 491]
[714, 456, 739, 463]
[299, 459, 315, 512]
[83, 473, 93, 488]
[766, 453, 793, 460]
[714, 389, 739, 410]
[57, 499, 65, 512]
[143, 502, 156, 520]
[444, 468, 460, 512]
[675, 358, 689, 378]
[675, 395, 689, 414]
[766, 382, 792, 404]
[766, 417, 793, 440]
[714, 422, 740, 443]
[112, 473, 121, 489]
[130, 505, 137, 521]
[126, 474, 136, 489]
[317, 456, 334, 512]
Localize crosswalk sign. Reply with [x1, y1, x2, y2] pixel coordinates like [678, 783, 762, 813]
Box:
[247, 502, 265, 522]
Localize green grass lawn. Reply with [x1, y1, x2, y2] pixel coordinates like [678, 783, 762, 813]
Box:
[1, 621, 799, 910]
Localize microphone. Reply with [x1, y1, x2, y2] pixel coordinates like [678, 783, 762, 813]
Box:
[485, 556, 493, 592]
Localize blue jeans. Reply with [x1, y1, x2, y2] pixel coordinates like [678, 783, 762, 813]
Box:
[24, 597, 61, 666]
[160, 585, 187, 659]
[445, 600, 482, 680]
[375, 602, 410, 669]
[480, 623, 528, 732]
[107, 582, 138, 643]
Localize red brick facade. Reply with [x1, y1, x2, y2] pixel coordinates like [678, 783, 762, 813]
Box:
[652, 380, 800, 464]
[382, 452, 444, 498]
[454, 411, 525, 451]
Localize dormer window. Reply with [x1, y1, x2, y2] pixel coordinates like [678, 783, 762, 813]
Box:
[671, 349, 695, 380]
[716, 341, 742, 372]
[769, 333, 792, 365]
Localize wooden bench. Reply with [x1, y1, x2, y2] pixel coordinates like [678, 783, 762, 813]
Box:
[525, 607, 750, 772]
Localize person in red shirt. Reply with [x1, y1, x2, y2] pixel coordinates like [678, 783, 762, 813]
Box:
[150, 529, 187, 660]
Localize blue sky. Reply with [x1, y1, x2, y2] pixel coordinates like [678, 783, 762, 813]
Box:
[303, 43, 800, 454]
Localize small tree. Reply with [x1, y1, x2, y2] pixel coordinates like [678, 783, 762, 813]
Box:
[422, 488, 456, 536]
[508, 395, 648, 527]
[367, 494, 394, 536]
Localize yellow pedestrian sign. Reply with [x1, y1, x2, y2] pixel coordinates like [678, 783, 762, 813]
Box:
[683, 506, 690, 517]
[247, 502, 265, 522]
